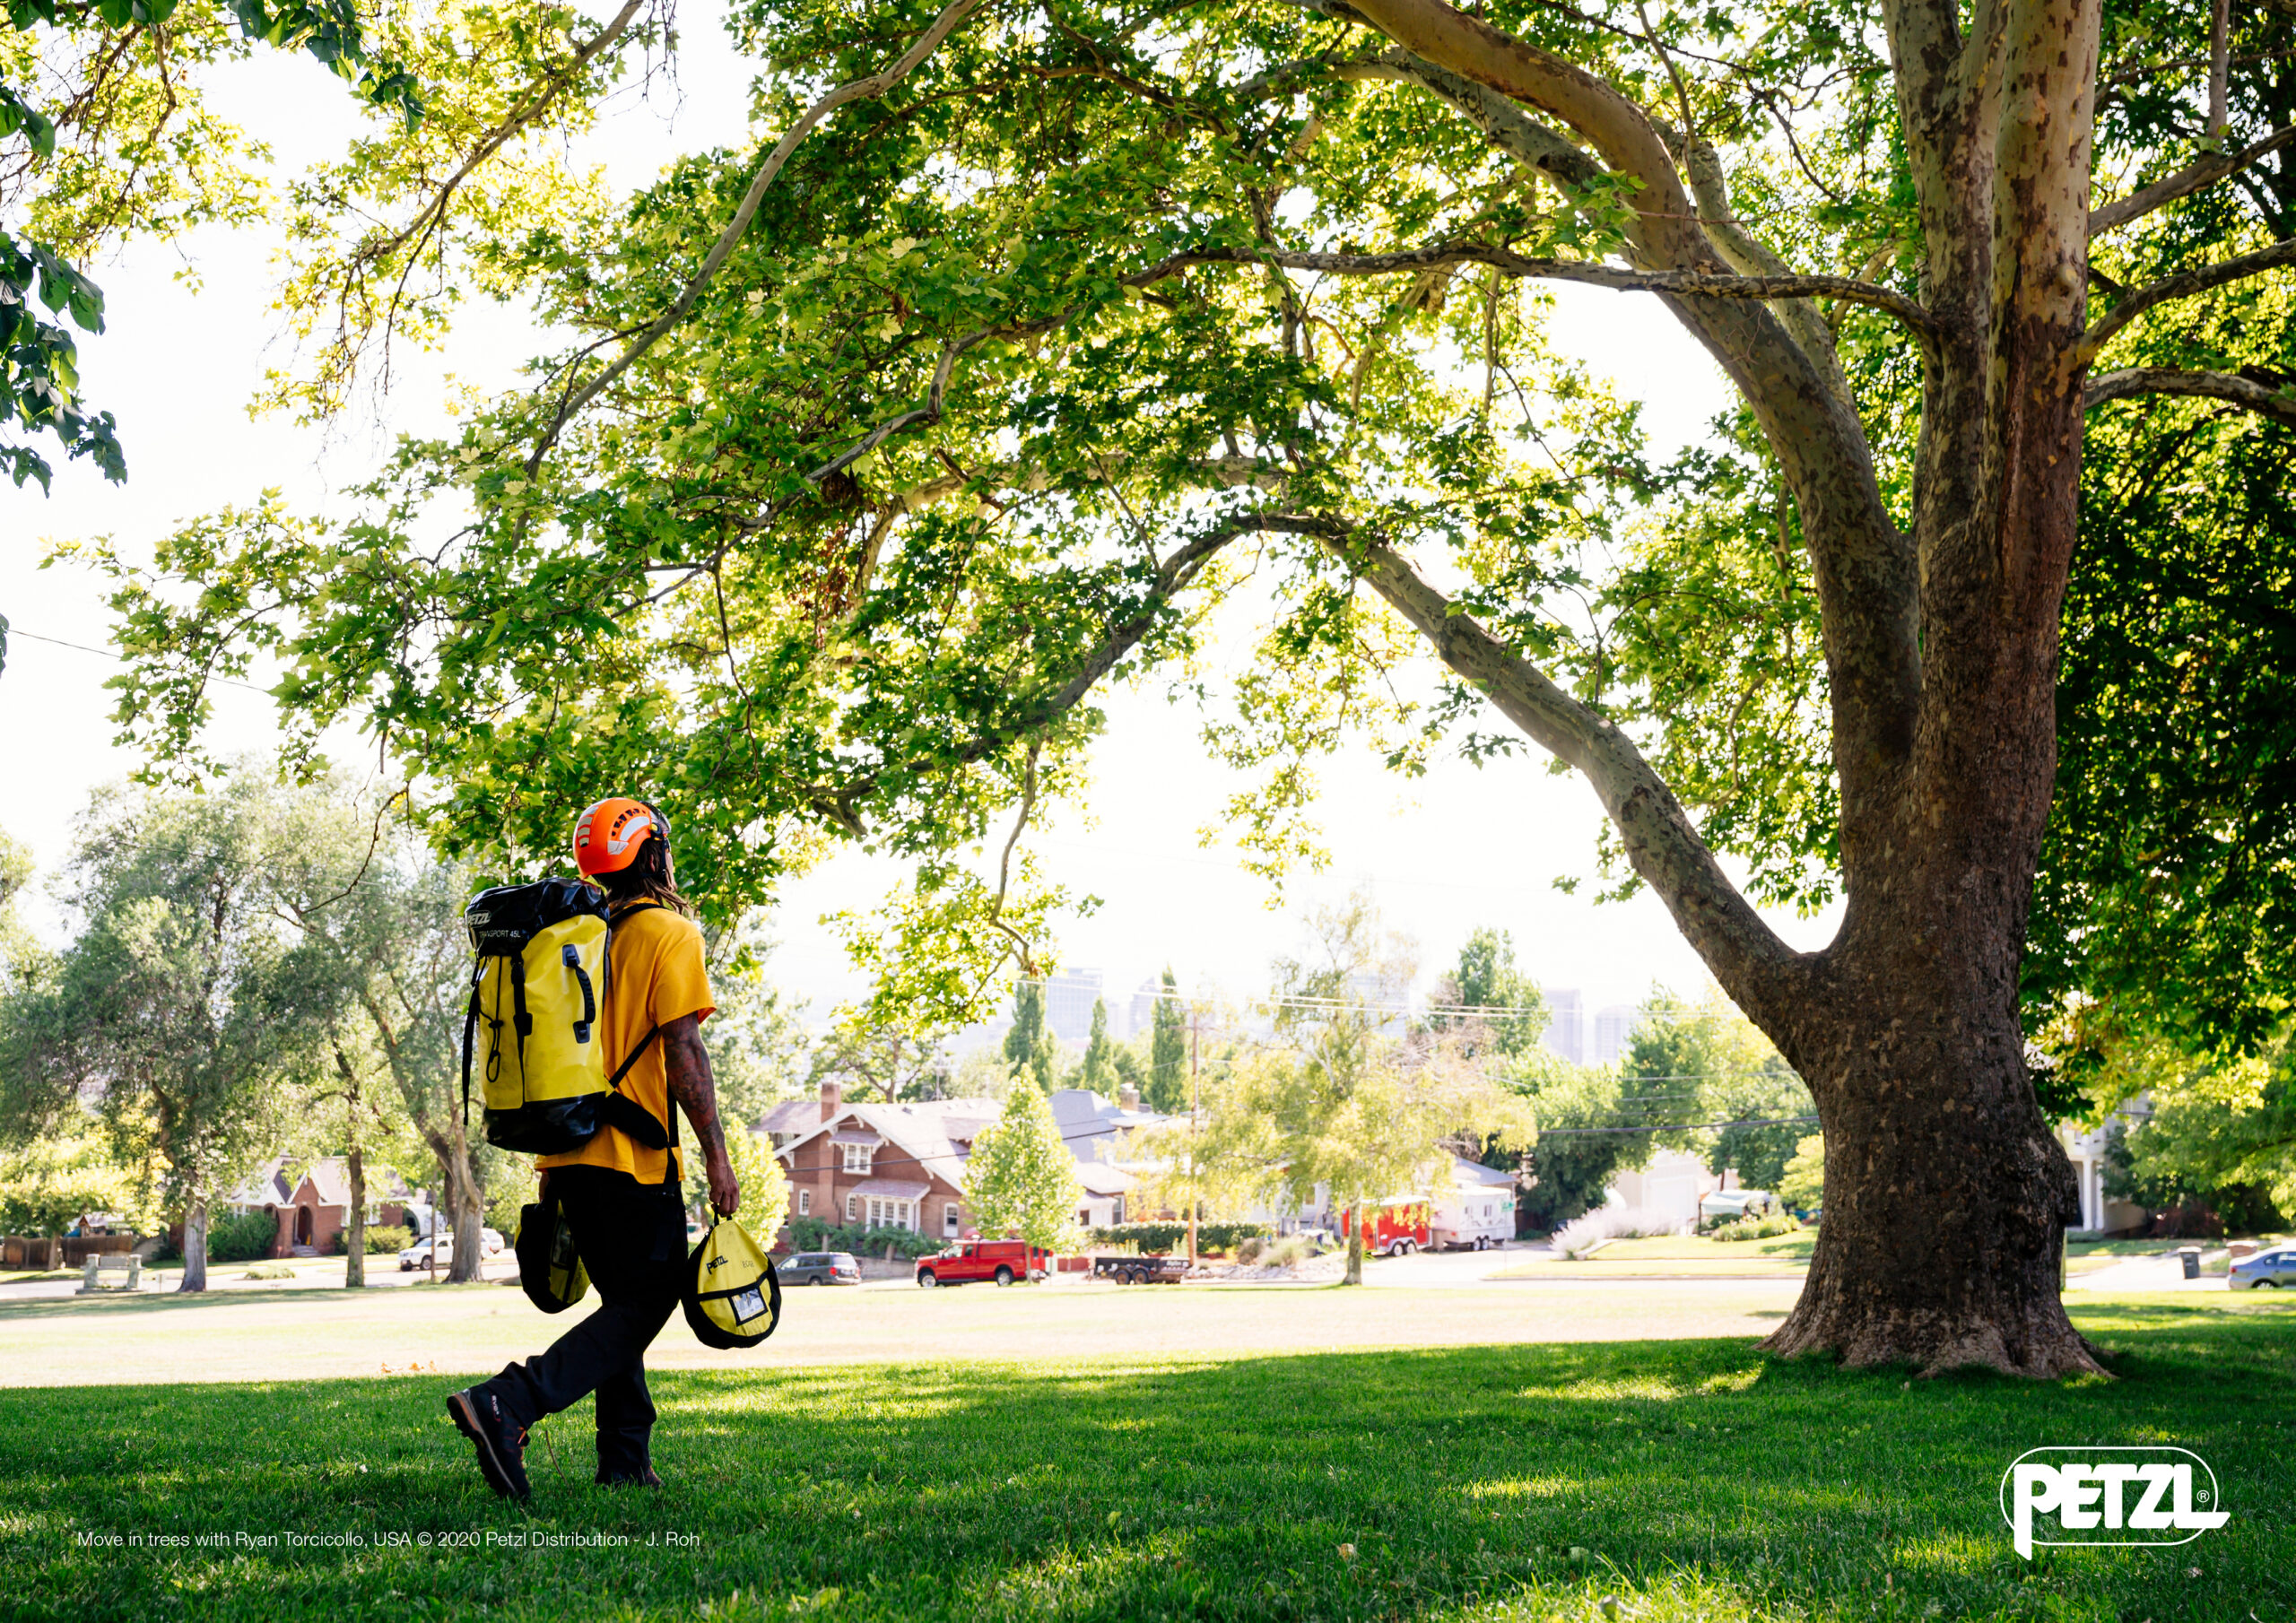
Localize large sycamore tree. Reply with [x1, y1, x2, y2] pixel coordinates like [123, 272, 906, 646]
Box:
[104, 0, 2296, 1374]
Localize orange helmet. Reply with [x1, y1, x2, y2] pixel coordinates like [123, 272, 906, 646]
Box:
[573, 797, 665, 876]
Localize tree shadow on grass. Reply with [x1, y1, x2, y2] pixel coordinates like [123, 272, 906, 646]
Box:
[0, 1312, 2286, 1623]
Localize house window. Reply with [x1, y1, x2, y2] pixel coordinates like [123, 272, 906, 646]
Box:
[845, 1193, 857, 1222]
[797, 1189, 811, 1216]
[864, 1198, 915, 1231]
[944, 1202, 961, 1237]
[841, 1142, 873, 1175]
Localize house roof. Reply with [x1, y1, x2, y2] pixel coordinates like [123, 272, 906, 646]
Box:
[775, 1097, 1001, 1194]
[759, 1099, 822, 1137]
[1448, 1152, 1518, 1189]
[848, 1179, 931, 1202]
[222, 1156, 293, 1209]
[1075, 1161, 1136, 1196]
[1049, 1088, 1172, 1165]
[293, 1158, 413, 1210]
[830, 1130, 884, 1147]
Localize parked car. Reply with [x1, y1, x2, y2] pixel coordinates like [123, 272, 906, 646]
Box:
[398, 1237, 452, 1271]
[778, 1251, 861, 1286]
[2230, 1247, 2296, 1289]
[915, 1237, 1049, 1288]
[1698, 1190, 1776, 1226]
[478, 1227, 506, 1256]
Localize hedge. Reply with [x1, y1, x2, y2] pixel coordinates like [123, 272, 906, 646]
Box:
[1085, 1221, 1270, 1254]
[781, 1216, 946, 1260]
[207, 1211, 279, 1263]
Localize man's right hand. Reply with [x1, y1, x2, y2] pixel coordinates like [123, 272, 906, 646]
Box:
[707, 1150, 740, 1219]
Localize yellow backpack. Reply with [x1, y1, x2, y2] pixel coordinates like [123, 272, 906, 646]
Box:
[461, 881, 667, 1158]
[683, 1219, 782, 1350]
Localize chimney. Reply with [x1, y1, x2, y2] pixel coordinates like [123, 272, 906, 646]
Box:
[1118, 1085, 1141, 1113]
[820, 1080, 842, 1123]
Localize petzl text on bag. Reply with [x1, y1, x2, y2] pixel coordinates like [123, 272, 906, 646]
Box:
[460, 881, 665, 1156]
[683, 1219, 781, 1350]
[514, 1193, 589, 1314]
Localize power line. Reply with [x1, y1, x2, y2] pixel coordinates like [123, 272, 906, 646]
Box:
[3, 625, 274, 696]
[1530, 1115, 1822, 1137]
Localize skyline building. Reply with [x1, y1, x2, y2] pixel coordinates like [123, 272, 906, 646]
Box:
[1044, 967, 1105, 1045]
[1543, 988, 1585, 1064]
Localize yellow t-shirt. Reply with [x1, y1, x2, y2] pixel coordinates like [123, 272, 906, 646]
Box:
[537, 901, 715, 1185]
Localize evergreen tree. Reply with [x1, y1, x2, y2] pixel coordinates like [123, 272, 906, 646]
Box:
[1079, 998, 1117, 1094]
[1004, 982, 1046, 1074]
[1147, 967, 1187, 1114]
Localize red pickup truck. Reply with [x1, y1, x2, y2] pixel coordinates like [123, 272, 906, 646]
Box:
[915, 1238, 1049, 1288]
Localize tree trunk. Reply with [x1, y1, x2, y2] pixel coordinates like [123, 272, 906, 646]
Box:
[1755, 953, 2094, 1375]
[178, 1195, 209, 1293]
[1344, 1211, 1364, 1287]
[345, 1141, 367, 1290]
[448, 1116, 484, 1284]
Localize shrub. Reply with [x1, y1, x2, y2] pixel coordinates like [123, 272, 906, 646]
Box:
[1709, 1211, 1803, 1243]
[207, 1211, 279, 1263]
[1265, 1235, 1316, 1268]
[244, 1262, 296, 1280]
[1235, 1237, 1265, 1264]
[780, 1216, 944, 1260]
[1552, 1205, 1688, 1259]
[365, 1224, 413, 1254]
[1085, 1221, 1268, 1254]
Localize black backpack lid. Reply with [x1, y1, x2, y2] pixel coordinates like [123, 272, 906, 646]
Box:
[464, 878, 610, 954]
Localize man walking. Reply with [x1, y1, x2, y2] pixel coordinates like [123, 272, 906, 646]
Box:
[448, 797, 740, 1497]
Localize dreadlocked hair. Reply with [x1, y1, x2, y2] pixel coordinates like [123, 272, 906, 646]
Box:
[596, 820, 695, 917]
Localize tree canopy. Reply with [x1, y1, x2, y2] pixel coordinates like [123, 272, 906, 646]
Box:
[67, 0, 2296, 1370]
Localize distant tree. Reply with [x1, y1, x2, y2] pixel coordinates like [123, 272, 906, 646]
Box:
[2, 773, 328, 1289]
[811, 1015, 944, 1105]
[962, 1081, 1082, 1253]
[1147, 968, 1187, 1115]
[1004, 982, 1046, 1074]
[1500, 1057, 1645, 1233]
[1079, 998, 1118, 1094]
[2070, 1020, 2295, 1230]
[691, 1125, 790, 1236]
[1623, 990, 1812, 1193]
[1778, 1135, 1826, 1214]
[1205, 890, 1532, 1282]
[1431, 927, 1547, 1057]
[0, 1130, 146, 1236]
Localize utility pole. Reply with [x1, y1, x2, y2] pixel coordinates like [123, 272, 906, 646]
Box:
[1187, 1002, 1205, 1267]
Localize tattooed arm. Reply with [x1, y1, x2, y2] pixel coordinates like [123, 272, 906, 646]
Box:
[664, 1012, 739, 1216]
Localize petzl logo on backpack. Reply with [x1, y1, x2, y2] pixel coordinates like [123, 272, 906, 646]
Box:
[461, 880, 665, 1157]
[683, 1219, 781, 1350]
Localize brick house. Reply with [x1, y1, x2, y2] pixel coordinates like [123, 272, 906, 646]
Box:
[766, 1082, 995, 1241]
[218, 1157, 412, 1257]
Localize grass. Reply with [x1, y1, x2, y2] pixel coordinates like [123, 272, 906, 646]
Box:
[0, 1275, 1817, 1386]
[1494, 1234, 1816, 1278]
[0, 1294, 2285, 1622]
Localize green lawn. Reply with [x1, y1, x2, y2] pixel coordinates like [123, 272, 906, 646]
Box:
[1493, 1233, 1816, 1277]
[0, 1296, 2284, 1622]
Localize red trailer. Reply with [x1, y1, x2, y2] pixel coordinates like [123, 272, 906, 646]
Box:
[1340, 1198, 1433, 1257]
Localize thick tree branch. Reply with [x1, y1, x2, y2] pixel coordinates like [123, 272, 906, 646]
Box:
[1279, 514, 1800, 1012]
[2083, 366, 2296, 426]
[2077, 238, 2296, 363]
[1172, 242, 1940, 334]
[526, 0, 987, 470]
[2089, 126, 2296, 238]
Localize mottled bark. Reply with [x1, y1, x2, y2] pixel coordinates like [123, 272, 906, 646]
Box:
[178, 1195, 209, 1293]
[345, 1141, 367, 1290]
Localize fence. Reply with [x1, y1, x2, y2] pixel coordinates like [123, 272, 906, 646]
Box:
[2, 1235, 138, 1269]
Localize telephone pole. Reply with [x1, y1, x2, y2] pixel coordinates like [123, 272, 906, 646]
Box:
[1187, 1002, 1206, 1267]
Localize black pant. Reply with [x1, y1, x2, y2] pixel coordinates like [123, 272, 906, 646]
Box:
[482, 1165, 685, 1479]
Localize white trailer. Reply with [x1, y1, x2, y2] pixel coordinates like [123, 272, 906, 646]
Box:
[1431, 1154, 1518, 1250]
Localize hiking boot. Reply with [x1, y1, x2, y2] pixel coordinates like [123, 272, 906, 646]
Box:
[447, 1387, 530, 1500]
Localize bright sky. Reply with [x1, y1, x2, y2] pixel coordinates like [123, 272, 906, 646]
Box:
[0, 6, 1842, 1024]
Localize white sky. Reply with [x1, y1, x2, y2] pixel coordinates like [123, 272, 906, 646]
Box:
[0, 6, 1841, 1022]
